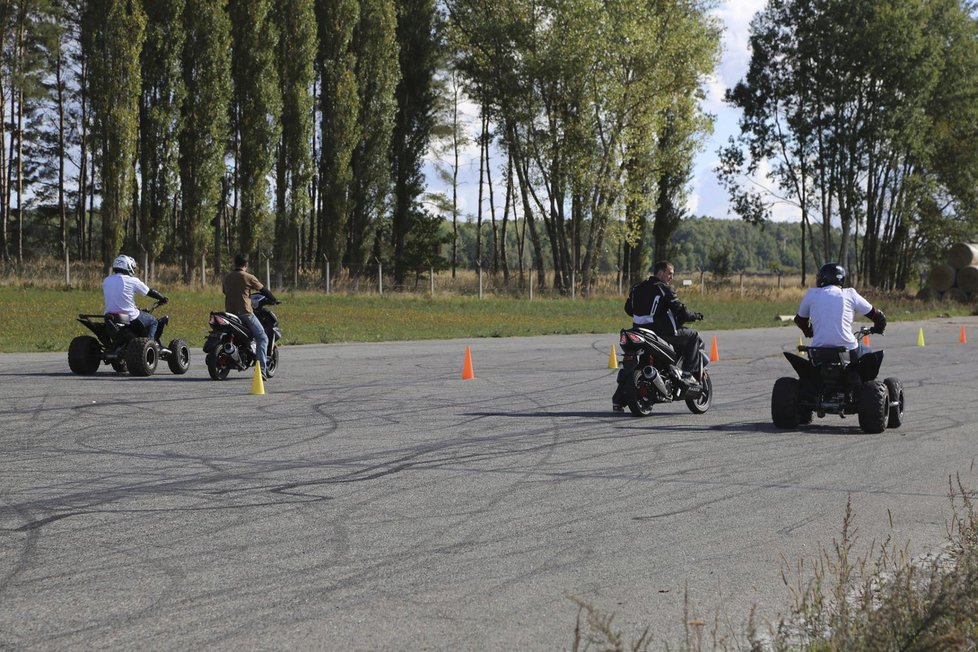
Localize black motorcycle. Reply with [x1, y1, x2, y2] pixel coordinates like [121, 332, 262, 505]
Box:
[613, 326, 713, 416]
[203, 294, 281, 381]
[771, 326, 904, 433]
[68, 301, 191, 376]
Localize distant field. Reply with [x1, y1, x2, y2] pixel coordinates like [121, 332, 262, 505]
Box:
[0, 285, 972, 353]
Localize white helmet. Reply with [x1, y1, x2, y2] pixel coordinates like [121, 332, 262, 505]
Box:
[112, 254, 137, 275]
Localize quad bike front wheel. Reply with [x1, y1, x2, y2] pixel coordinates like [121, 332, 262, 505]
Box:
[68, 336, 102, 375]
[166, 339, 191, 375]
[126, 338, 159, 377]
[206, 353, 231, 380]
[858, 380, 889, 434]
[685, 371, 713, 414]
[883, 377, 904, 428]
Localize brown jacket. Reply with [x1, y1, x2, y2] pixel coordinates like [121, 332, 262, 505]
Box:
[223, 268, 264, 315]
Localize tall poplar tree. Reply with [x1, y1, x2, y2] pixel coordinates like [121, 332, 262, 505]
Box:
[315, 0, 359, 280]
[347, 0, 399, 277]
[230, 0, 280, 257]
[140, 0, 185, 269]
[390, 0, 440, 285]
[273, 0, 315, 285]
[84, 0, 145, 268]
[180, 0, 231, 280]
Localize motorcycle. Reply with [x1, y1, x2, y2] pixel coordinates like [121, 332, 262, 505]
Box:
[203, 294, 281, 381]
[68, 301, 191, 376]
[771, 326, 904, 434]
[613, 326, 713, 416]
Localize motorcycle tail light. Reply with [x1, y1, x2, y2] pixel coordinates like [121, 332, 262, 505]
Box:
[626, 332, 644, 344]
[210, 315, 227, 326]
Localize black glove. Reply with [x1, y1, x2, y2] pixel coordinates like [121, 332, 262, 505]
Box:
[148, 288, 167, 304]
[691, 312, 704, 321]
[158, 295, 169, 305]
[869, 308, 886, 334]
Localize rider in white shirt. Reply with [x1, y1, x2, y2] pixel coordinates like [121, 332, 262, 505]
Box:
[794, 263, 886, 356]
[102, 254, 168, 340]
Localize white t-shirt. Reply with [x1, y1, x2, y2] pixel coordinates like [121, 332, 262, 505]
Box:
[797, 285, 873, 350]
[103, 273, 150, 319]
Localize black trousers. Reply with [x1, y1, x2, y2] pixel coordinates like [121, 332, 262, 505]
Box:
[662, 328, 703, 374]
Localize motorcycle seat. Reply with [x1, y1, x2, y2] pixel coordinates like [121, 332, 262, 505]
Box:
[105, 312, 132, 325]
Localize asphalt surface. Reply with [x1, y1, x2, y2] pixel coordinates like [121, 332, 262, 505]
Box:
[2, 317, 977, 650]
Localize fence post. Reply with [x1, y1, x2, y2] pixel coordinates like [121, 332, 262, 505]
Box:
[323, 256, 331, 294]
[571, 269, 575, 299]
[201, 253, 206, 286]
[64, 249, 70, 287]
[478, 261, 483, 299]
[377, 258, 383, 295]
[429, 266, 434, 296]
[529, 268, 533, 301]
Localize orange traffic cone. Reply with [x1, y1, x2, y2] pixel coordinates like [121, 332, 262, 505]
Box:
[863, 334, 870, 347]
[709, 336, 719, 362]
[462, 345, 475, 379]
[961, 326, 968, 344]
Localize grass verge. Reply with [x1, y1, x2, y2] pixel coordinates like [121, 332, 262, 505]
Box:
[0, 285, 972, 353]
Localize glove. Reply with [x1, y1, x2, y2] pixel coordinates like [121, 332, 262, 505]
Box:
[158, 295, 169, 305]
[869, 308, 886, 334]
[691, 312, 704, 321]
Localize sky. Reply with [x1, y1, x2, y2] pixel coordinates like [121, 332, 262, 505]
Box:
[424, 1, 788, 223]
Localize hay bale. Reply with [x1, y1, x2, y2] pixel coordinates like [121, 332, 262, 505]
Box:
[928, 264, 956, 292]
[948, 242, 978, 269]
[916, 286, 935, 301]
[947, 287, 970, 303]
[957, 265, 978, 294]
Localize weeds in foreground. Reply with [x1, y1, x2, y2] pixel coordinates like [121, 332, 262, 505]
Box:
[571, 477, 978, 651]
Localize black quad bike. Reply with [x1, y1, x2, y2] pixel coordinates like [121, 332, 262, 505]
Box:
[613, 326, 713, 416]
[68, 301, 191, 376]
[771, 326, 904, 434]
[203, 294, 282, 381]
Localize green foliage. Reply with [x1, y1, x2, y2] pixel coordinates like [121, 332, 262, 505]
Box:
[230, 0, 281, 255]
[83, 0, 146, 268]
[179, 0, 231, 278]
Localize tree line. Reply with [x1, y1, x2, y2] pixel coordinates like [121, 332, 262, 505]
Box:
[718, 0, 978, 290]
[0, 0, 720, 291]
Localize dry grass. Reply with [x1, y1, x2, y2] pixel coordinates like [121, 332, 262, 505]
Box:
[569, 478, 978, 651]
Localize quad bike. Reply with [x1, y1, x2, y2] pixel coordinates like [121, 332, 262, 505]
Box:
[68, 301, 191, 376]
[771, 326, 904, 434]
[203, 294, 282, 381]
[612, 326, 713, 416]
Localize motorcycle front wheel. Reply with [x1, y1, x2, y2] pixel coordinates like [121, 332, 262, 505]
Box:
[264, 345, 279, 378]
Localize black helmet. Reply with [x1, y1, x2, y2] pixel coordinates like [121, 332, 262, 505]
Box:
[816, 263, 846, 287]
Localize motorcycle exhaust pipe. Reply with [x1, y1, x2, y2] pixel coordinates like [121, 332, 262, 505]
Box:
[641, 366, 668, 395]
[222, 342, 241, 363]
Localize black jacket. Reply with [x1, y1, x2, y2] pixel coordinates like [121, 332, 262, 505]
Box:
[625, 277, 698, 336]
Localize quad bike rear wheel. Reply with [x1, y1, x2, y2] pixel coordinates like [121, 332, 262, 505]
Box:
[68, 336, 102, 375]
[111, 359, 128, 374]
[126, 338, 159, 377]
[685, 371, 713, 414]
[883, 377, 904, 428]
[771, 377, 802, 428]
[166, 339, 191, 375]
[858, 380, 889, 434]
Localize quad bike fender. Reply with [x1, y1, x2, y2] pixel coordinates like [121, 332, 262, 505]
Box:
[783, 351, 818, 383]
[856, 350, 884, 382]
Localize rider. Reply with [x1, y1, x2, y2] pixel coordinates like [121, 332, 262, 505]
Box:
[222, 253, 279, 379]
[625, 260, 705, 382]
[102, 254, 168, 340]
[793, 263, 887, 359]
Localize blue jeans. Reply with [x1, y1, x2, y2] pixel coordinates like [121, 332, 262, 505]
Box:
[137, 311, 158, 340]
[240, 313, 268, 375]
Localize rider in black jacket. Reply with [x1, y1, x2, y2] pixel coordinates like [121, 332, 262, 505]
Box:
[625, 261, 705, 380]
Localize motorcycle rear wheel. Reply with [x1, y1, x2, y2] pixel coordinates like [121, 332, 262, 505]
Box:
[627, 369, 655, 417]
[206, 353, 231, 380]
[264, 344, 279, 378]
[685, 371, 713, 414]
